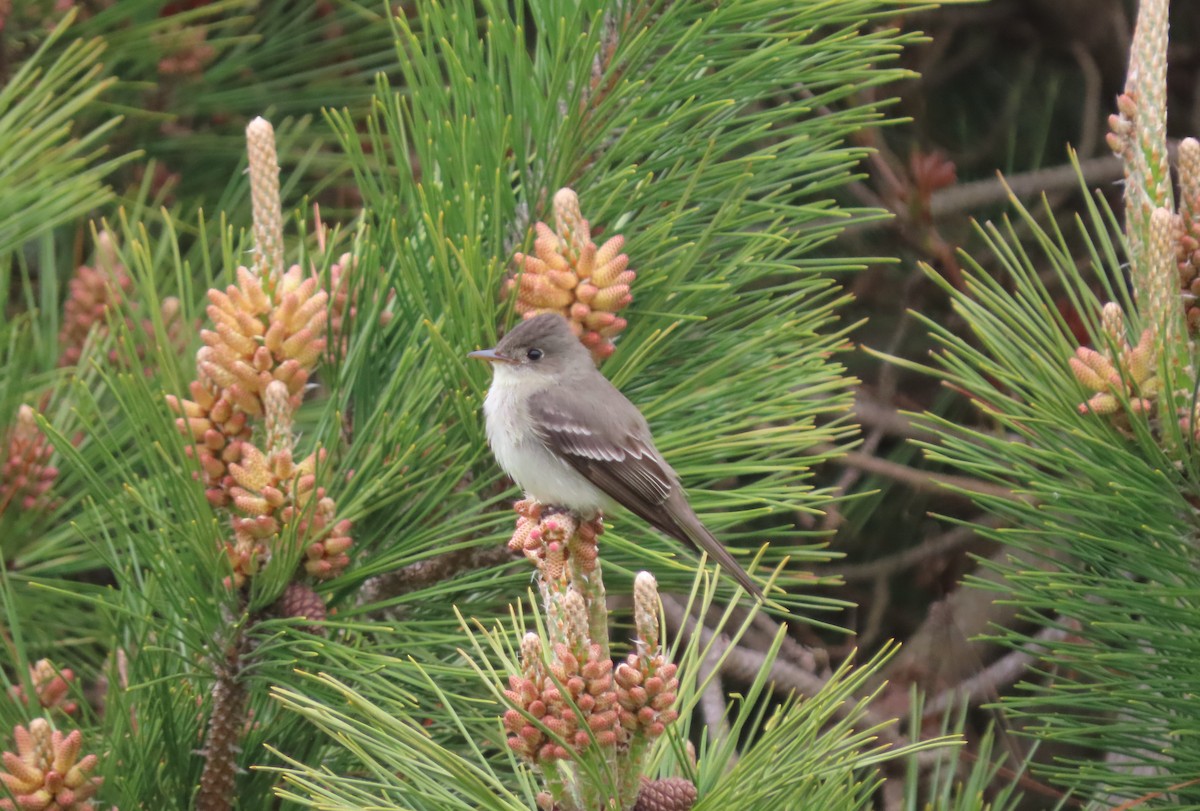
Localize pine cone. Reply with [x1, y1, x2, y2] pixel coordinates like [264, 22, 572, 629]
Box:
[58, 256, 132, 368]
[0, 719, 101, 811]
[1, 405, 58, 513]
[505, 188, 634, 361]
[274, 582, 327, 633]
[633, 776, 697, 811]
[196, 664, 247, 811]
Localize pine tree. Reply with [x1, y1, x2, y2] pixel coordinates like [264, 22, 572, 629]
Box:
[899, 0, 1200, 806]
[0, 2, 1056, 809]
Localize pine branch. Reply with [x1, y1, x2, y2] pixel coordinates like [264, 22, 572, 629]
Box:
[0, 13, 130, 260]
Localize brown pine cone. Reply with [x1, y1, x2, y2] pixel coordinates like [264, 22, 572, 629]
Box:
[633, 776, 698, 811]
[196, 673, 246, 811]
[274, 582, 327, 634]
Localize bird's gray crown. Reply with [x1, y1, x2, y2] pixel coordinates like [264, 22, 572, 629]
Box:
[495, 313, 592, 367]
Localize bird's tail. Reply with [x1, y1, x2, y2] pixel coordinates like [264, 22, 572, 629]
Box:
[674, 505, 764, 600]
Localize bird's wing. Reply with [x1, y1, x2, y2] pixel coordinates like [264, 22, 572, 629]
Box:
[531, 384, 764, 599]
[529, 388, 677, 520]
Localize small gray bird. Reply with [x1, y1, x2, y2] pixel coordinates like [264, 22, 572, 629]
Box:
[469, 312, 762, 598]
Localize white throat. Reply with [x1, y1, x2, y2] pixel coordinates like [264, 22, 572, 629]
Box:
[482, 365, 608, 512]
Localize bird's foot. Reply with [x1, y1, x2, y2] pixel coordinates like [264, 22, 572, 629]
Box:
[577, 513, 605, 541]
[513, 498, 542, 521]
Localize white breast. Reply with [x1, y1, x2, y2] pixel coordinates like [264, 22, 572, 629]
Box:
[483, 367, 607, 512]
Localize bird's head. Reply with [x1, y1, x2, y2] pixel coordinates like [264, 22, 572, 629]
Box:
[468, 313, 593, 379]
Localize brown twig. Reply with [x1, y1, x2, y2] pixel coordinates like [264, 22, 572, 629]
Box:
[823, 517, 1003, 582]
[1070, 41, 1104, 157]
[698, 645, 733, 760]
[660, 596, 932, 761]
[749, 611, 825, 674]
[928, 141, 1182, 222]
[357, 544, 520, 607]
[879, 545, 1069, 701]
[823, 312, 913, 531]
[813, 442, 1021, 501]
[852, 394, 940, 443]
[856, 575, 890, 650]
[196, 625, 250, 811]
[922, 621, 1074, 719]
[842, 149, 1171, 244]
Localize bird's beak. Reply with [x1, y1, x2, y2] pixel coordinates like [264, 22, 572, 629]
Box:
[468, 347, 515, 364]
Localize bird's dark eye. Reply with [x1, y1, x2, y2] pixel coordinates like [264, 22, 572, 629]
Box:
[526, 348, 543, 361]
